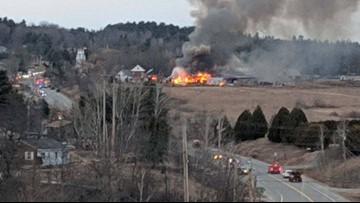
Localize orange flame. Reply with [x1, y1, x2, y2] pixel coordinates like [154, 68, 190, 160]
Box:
[172, 71, 211, 86]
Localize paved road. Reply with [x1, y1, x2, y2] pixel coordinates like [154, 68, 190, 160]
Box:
[235, 155, 350, 202]
[207, 149, 350, 202]
[43, 88, 73, 111]
[19, 78, 73, 111]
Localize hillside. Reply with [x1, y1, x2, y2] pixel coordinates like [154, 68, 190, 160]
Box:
[1, 17, 360, 92]
[166, 84, 360, 201]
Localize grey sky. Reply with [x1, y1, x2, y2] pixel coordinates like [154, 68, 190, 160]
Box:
[0, 0, 194, 30]
[1, 0, 359, 42]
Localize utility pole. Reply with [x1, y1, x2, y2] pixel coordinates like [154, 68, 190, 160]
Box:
[102, 77, 107, 157]
[27, 100, 31, 133]
[182, 120, 189, 202]
[227, 144, 237, 202]
[339, 121, 347, 180]
[248, 169, 254, 202]
[218, 117, 223, 150]
[204, 111, 210, 148]
[111, 79, 117, 158]
[254, 175, 257, 202]
[319, 124, 325, 159]
[101, 74, 118, 157]
[233, 165, 238, 202]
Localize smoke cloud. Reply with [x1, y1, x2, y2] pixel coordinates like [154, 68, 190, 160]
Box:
[177, 0, 359, 81]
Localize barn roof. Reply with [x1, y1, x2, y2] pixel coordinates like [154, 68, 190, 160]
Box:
[131, 65, 145, 72]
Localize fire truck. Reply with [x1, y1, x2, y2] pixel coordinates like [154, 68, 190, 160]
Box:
[268, 161, 282, 174]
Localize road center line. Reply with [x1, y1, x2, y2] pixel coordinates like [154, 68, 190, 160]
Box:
[307, 184, 336, 202]
[267, 175, 314, 202]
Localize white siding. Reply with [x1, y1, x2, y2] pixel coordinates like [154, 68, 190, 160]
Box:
[25, 151, 34, 160]
[37, 149, 70, 166]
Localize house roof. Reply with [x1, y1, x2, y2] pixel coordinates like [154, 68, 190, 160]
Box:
[117, 69, 132, 76]
[47, 120, 72, 128]
[21, 137, 64, 150]
[0, 62, 5, 71]
[131, 65, 145, 72]
[0, 46, 8, 53]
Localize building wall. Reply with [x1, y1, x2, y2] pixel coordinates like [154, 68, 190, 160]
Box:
[132, 71, 144, 79]
[76, 49, 86, 63]
[37, 149, 70, 166]
[340, 75, 360, 81]
[16, 143, 38, 166]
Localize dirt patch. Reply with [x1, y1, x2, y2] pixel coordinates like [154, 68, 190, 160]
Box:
[337, 191, 360, 202]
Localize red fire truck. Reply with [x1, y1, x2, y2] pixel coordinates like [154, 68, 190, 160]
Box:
[268, 161, 282, 174]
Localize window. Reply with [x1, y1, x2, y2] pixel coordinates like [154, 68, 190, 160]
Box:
[40, 152, 45, 159]
[25, 151, 34, 160]
[55, 152, 58, 159]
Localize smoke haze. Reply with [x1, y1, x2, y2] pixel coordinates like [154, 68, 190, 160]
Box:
[177, 0, 360, 81]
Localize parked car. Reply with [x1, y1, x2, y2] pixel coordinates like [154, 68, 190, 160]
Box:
[289, 171, 302, 182]
[282, 169, 294, 178]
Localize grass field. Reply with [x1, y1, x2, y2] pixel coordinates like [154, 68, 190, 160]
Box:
[164, 83, 360, 125]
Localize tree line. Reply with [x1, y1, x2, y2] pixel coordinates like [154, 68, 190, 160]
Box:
[196, 105, 360, 156]
[0, 17, 360, 87]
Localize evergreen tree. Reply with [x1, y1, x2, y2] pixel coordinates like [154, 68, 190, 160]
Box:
[41, 99, 50, 117]
[0, 70, 11, 105]
[143, 115, 170, 165]
[290, 107, 308, 124]
[234, 110, 252, 142]
[284, 108, 308, 144]
[347, 124, 360, 155]
[294, 123, 322, 148]
[214, 116, 233, 145]
[268, 107, 289, 143]
[222, 116, 233, 144]
[0, 70, 27, 134]
[251, 106, 268, 140]
[0, 90, 27, 134]
[0, 71, 27, 179]
[142, 85, 170, 165]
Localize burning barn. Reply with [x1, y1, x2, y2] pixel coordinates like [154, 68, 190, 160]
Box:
[166, 67, 213, 86]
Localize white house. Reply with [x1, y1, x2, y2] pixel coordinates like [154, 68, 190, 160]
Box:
[76, 48, 86, 63]
[20, 137, 74, 167]
[131, 65, 146, 81]
[0, 46, 8, 54]
[115, 70, 133, 82]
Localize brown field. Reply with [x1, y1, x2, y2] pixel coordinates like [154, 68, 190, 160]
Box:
[165, 82, 360, 198]
[164, 83, 360, 125]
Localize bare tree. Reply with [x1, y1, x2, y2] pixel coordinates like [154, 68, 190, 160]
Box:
[337, 119, 349, 180]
